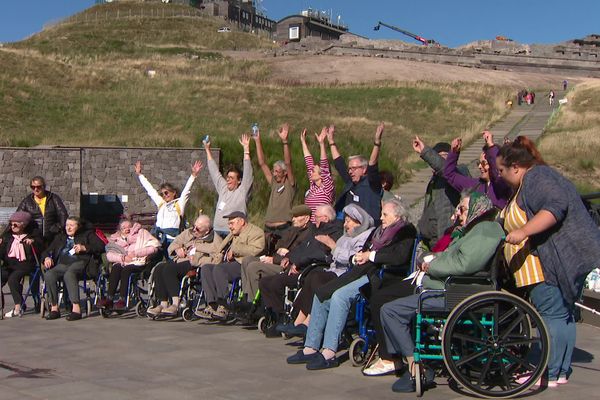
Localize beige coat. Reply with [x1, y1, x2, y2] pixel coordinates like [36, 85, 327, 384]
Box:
[213, 222, 264, 264]
[168, 228, 223, 267]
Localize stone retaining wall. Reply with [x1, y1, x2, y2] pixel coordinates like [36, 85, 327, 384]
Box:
[0, 146, 219, 221]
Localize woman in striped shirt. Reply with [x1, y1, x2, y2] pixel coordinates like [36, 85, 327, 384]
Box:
[300, 127, 335, 222]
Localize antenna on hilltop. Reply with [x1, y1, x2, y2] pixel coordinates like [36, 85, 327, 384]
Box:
[254, 0, 267, 16]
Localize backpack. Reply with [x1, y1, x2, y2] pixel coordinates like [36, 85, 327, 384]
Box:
[95, 228, 109, 245]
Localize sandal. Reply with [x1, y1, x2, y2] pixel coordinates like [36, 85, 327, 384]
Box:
[363, 358, 397, 376]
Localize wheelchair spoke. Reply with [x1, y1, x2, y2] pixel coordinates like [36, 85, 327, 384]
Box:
[467, 311, 491, 340]
[497, 306, 518, 325]
[501, 349, 537, 372]
[498, 356, 513, 390]
[502, 337, 541, 347]
[476, 352, 495, 387]
[452, 333, 486, 345]
[455, 348, 489, 368]
[500, 311, 526, 341]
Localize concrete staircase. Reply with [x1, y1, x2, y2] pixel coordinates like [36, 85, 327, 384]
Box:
[398, 91, 561, 208]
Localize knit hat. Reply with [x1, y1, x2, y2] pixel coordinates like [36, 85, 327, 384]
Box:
[432, 142, 451, 153]
[291, 205, 311, 217]
[9, 211, 32, 226]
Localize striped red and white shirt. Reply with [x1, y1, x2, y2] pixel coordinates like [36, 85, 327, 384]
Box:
[304, 155, 335, 222]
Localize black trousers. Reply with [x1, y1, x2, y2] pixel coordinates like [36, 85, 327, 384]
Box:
[107, 263, 146, 299]
[293, 270, 337, 316]
[368, 278, 415, 359]
[154, 261, 195, 301]
[259, 272, 298, 314]
[1, 260, 36, 305]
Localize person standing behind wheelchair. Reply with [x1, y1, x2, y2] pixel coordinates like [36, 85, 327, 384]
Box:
[497, 136, 600, 388]
[97, 219, 161, 311]
[41, 217, 106, 321]
[379, 192, 503, 392]
[134, 159, 203, 254]
[17, 176, 68, 247]
[0, 211, 43, 318]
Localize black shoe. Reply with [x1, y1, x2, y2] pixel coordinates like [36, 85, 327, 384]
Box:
[47, 310, 61, 320]
[286, 350, 321, 365]
[286, 324, 308, 337]
[392, 370, 415, 393]
[264, 323, 281, 338]
[306, 353, 340, 370]
[66, 312, 82, 321]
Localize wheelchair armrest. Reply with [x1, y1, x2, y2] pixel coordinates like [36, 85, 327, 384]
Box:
[416, 289, 445, 314]
[444, 274, 496, 287]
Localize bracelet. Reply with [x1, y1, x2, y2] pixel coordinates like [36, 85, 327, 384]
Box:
[329, 142, 336, 146]
[244, 151, 250, 155]
[374, 142, 381, 147]
[282, 141, 288, 145]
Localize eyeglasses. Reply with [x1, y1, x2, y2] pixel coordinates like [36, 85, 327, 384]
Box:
[30, 185, 43, 190]
[10, 222, 22, 227]
[477, 160, 488, 167]
[348, 166, 364, 171]
[160, 191, 172, 197]
[225, 175, 238, 181]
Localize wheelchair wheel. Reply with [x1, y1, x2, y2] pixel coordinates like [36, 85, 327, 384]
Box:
[86, 298, 92, 317]
[182, 307, 194, 322]
[442, 291, 549, 398]
[349, 337, 370, 367]
[135, 301, 147, 318]
[414, 362, 423, 397]
[257, 316, 268, 333]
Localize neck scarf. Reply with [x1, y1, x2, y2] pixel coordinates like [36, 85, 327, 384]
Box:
[451, 192, 494, 240]
[370, 219, 406, 251]
[8, 234, 28, 261]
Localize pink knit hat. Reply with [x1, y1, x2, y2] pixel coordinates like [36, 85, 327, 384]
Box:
[10, 211, 32, 225]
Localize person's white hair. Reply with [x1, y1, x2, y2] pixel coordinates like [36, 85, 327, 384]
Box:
[348, 155, 368, 168]
[273, 160, 287, 172]
[194, 214, 212, 230]
[315, 204, 336, 221]
[383, 198, 409, 222]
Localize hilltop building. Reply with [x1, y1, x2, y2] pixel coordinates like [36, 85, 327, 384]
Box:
[276, 8, 349, 42]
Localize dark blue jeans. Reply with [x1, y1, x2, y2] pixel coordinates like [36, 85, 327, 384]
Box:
[529, 282, 575, 381]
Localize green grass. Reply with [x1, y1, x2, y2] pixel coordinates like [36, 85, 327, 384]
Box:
[0, 1, 514, 223]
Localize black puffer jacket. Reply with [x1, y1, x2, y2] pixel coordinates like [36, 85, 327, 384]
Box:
[41, 221, 105, 277]
[0, 225, 44, 267]
[17, 192, 69, 243]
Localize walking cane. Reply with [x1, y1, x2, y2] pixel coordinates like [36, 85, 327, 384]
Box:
[575, 301, 600, 316]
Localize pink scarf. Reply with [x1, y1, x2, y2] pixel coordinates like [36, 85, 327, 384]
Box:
[8, 234, 27, 261]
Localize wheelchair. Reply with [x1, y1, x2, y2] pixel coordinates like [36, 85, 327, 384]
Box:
[39, 267, 95, 319]
[410, 249, 550, 398]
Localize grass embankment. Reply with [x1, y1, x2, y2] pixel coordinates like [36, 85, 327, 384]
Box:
[0, 2, 512, 222]
[539, 80, 600, 193]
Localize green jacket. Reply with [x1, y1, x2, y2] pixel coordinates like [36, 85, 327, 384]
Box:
[423, 221, 504, 290]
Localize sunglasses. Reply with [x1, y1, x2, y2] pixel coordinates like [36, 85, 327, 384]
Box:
[10, 222, 22, 227]
[477, 160, 489, 167]
[160, 191, 172, 197]
[30, 185, 44, 190]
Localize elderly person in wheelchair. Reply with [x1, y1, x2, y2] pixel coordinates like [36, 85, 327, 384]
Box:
[286, 199, 416, 369]
[97, 219, 161, 311]
[147, 215, 222, 318]
[379, 191, 503, 392]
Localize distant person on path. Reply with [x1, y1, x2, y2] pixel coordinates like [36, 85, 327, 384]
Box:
[17, 176, 68, 247]
[380, 170, 400, 203]
[549, 90, 555, 106]
[253, 123, 297, 238]
[411, 137, 463, 249]
[300, 126, 335, 222]
[443, 131, 512, 209]
[204, 134, 253, 237]
[329, 123, 384, 222]
[531, 91, 536, 104]
[497, 136, 600, 387]
[563, 79, 568, 91]
[134, 159, 202, 252]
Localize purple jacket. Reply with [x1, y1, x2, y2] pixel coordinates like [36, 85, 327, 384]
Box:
[443, 146, 511, 209]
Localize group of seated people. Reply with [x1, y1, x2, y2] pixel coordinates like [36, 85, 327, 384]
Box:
[2, 124, 598, 394]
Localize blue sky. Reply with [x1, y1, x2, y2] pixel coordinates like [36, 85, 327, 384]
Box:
[0, 1, 598, 47]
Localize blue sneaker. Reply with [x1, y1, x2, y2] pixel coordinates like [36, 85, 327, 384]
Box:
[286, 350, 320, 365]
[306, 353, 340, 370]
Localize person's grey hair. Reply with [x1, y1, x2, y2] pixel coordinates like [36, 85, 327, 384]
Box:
[348, 155, 368, 168]
[194, 214, 212, 231]
[273, 160, 287, 172]
[315, 204, 336, 221]
[383, 198, 409, 222]
[118, 218, 133, 229]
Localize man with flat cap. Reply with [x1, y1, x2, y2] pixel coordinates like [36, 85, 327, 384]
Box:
[197, 211, 264, 320]
[239, 204, 315, 307]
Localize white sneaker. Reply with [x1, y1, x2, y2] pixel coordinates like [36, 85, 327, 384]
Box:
[4, 308, 23, 318]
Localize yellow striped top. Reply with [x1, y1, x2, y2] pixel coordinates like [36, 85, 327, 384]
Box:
[502, 189, 545, 287]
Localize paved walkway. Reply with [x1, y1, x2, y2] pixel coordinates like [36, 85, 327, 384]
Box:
[398, 92, 560, 207]
[0, 301, 598, 400]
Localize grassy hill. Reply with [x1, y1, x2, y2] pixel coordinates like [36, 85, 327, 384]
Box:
[540, 80, 600, 193]
[0, 1, 516, 221]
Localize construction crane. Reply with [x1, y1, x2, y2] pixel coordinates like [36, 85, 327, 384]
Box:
[373, 21, 437, 46]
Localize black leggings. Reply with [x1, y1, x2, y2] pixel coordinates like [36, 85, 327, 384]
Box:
[153, 261, 195, 301]
[369, 278, 415, 359]
[107, 263, 147, 299]
[1, 260, 36, 305]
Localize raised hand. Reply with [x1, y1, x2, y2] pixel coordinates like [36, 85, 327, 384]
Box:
[300, 128, 307, 144]
[278, 123, 290, 142]
[134, 160, 142, 175]
[327, 125, 336, 144]
[239, 133, 251, 149]
[451, 138, 462, 153]
[412, 136, 425, 154]
[482, 130, 494, 147]
[375, 122, 385, 143]
[316, 127, 327, 143]
[191, 160, 203, 177]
